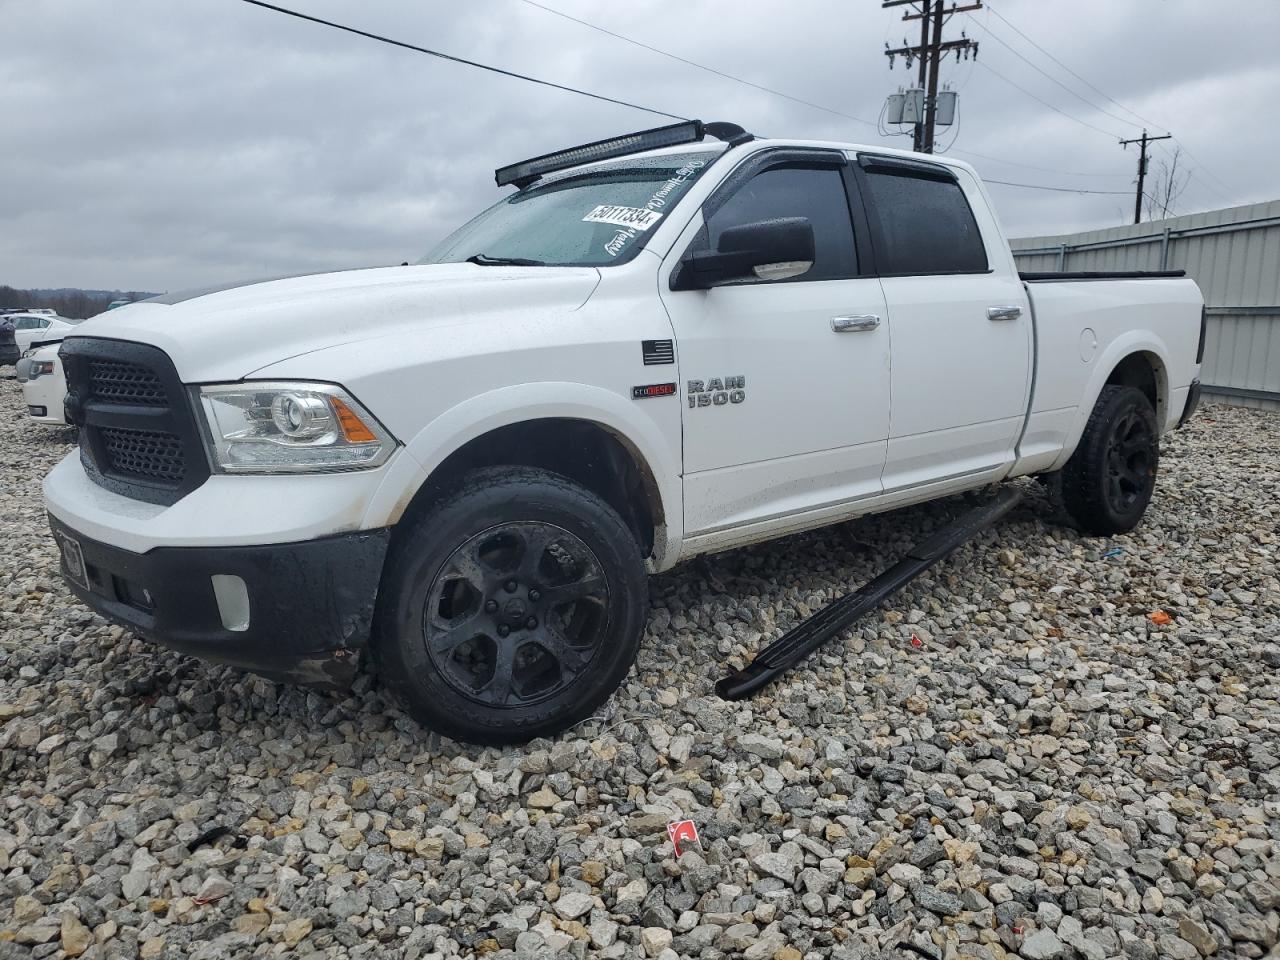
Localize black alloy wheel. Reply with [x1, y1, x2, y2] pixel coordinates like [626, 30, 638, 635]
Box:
[375, 466, 647, 744]
[1061, 384, 1160, 535]
[424, 521, 610, 707]
[1102, 406, 1155, 513]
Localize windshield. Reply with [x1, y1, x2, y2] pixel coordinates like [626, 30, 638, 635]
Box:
[424, 150, 718, 267]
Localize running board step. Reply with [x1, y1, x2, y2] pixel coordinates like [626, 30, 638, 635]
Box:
[715, 486, 1025, 701]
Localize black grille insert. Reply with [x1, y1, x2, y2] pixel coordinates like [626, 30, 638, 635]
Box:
[89, 359, 168, 406]
[60, 338, 210, 506]
[99, 428, 187, 484]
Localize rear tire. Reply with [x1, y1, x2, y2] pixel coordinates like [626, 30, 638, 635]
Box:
[1061, 385, 1159, 536]
[374, 466, 647, 744]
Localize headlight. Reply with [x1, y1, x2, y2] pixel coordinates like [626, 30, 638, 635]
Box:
[195, 382, 396, 473]
[16, 356, 53, 382]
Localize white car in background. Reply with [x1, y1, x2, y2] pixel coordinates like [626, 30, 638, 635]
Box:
[16, 342, 68, 425]
[8, 313, 78, 354]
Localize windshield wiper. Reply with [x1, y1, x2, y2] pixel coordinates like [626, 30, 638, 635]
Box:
[466, 253, 546, 267]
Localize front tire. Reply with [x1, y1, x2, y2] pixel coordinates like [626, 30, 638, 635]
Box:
[1061, 385, 1159, 536]
[374, 466, 647, 744]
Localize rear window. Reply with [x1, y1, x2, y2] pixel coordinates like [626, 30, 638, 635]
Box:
[861, 167, 988, 275]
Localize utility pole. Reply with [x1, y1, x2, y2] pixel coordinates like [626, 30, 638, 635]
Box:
[883, 1, 981, 153]
[922, 0, 945, 152]
[911, 2, 930, 150]
[1119, 128, 1173, 224]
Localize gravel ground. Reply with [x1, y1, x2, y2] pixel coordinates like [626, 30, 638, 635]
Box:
[1, 373, 1278, 960]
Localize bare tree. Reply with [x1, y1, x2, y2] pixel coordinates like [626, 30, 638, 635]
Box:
[1144, 146, 1191, 222]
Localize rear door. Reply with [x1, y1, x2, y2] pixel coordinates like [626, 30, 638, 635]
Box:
[854, 155, 1032, 491]
[659, 149, 891, 539]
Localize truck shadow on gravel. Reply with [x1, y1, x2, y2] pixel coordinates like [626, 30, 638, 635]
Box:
[87, 481, 1066, 754]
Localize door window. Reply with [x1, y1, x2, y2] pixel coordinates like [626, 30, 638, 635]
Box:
[702, 165, 858, 282]
[861, 166, 988, 275]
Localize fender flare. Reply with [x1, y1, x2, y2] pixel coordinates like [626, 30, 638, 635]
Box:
[359, 382, 685, 568]
[1048, 331, 1172, 472]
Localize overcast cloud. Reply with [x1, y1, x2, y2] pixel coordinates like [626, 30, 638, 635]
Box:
[2, 0, 1277, 291]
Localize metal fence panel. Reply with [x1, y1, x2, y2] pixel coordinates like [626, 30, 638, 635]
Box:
[1011, 200, 1280, 410]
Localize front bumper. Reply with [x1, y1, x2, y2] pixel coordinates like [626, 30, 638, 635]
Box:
[49, 514, 390, 687]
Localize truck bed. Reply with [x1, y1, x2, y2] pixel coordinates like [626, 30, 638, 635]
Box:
[1013, 273, 1203, 477]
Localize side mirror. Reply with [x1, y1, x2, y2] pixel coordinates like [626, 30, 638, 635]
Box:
[673, 217, 816, 290]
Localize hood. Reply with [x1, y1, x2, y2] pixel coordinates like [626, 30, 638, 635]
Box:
[67, 263, 601, 381]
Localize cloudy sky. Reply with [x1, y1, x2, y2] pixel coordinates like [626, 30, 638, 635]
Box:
[3, 0, 1277, 291]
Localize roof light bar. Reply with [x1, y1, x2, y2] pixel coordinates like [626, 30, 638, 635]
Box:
[495, 119, 713, 189]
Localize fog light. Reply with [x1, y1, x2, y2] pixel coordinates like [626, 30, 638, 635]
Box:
[211, 574, 250, 632]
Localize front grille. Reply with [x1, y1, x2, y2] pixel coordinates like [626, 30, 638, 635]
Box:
[99, 427, 187, 484]
[61, 338, 210, 506]
[89, 360, 168, 406]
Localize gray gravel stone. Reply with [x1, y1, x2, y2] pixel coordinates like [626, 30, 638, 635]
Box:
[909, 837, 946, 868]
[1176, 918, 1217, 956]
[1157, 934, 1202, 960]
[1020, 928, 1066, 960]
[553, 890, 592, 920]
[914, 886, 963, 916]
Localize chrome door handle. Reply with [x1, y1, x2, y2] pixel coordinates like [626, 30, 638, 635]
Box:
[987, 305, 1022, 322]
[831, 314, 881, 333]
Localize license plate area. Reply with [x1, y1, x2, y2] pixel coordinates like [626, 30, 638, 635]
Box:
[54, 529, 89, 590]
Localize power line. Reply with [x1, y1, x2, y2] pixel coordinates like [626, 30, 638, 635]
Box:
[966, 16, 1137, 135]
[516, 0, 880, 130]
[237, 0, 686, 121]
[243, 0, 1176, 204]
[974, 61, 1121, 140]
[514, 0, 1140, 189]
[985, 3, 1163, 131]
[950, 146, 1126, 179]
[985, 178, 1131, 196]
[980, 2, 1234, 198]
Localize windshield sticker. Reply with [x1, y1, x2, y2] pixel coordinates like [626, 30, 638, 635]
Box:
[602, 158, 707, 258]
[583, 205, 664, 231]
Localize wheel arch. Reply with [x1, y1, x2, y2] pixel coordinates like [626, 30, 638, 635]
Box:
[1103, 350, 1167, 422]
[1049, 336, 1172, 472]
[361, 383, 683, 569]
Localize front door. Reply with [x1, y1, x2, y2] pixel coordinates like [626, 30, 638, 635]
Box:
[659, 153, 891, 539]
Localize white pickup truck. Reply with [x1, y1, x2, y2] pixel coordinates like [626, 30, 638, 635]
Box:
[43, 121, 1205, 743]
